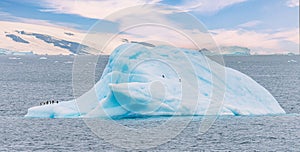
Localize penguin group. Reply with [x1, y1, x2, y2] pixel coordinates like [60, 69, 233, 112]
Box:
[40, 100, 59, 106]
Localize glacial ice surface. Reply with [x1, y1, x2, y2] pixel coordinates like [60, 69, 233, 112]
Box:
[25, 44, 286, 118]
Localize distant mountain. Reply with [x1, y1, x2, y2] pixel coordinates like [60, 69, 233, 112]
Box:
[0, 21, 98, 55]
[15, 30, 90, 55]
[221, 46, 251, 56]
[122, 38, 156, 47]
[199, 48, 216, 56]
[5, 34, 29, 44]
[0, 21, 254, 56]
[199, 46, 251, 56]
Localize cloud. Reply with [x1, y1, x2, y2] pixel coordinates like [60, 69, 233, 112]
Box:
[286, 0, 299, 7]
[38, 0, 162, 20]
[211, 28, 299, 54]
[106, 26, 299, 55]
[174, 0, 247, 14]
[78, 5, 217, 53]
[0, 11, 80, 29]
[238, 20, 262, 28]
[37, 0, 247, 20]
[4, 0, 296, 54]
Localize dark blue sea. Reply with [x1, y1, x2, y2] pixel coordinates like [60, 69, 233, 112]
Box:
[0, 55, 299, 151]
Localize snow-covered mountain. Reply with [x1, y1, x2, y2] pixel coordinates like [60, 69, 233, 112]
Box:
[220, 46, 251, 56]
[0, 21, 255, 56]
[0, 21, 99, 55]
[199, 46, 251, 56]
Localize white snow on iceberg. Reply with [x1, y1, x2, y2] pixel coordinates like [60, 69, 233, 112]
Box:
[25, 44, 285, 118]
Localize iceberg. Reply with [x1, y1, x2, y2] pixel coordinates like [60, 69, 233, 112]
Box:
[25, 44, 285, 118]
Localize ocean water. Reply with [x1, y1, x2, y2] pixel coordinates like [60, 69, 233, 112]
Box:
[0, 55, 299, 151]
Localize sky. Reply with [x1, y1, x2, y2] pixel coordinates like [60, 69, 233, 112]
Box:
[0, 0, 299, 54]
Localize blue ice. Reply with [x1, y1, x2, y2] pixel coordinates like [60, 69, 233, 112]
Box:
[25, 44, 285, 118]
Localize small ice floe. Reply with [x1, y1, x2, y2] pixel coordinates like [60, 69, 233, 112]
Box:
[64, 61, 73, 64]
[54, 61, 59, 63]
[18, 62, 23, 64]
[287, 59, 297, 63]
[39, 57, 47, 60]
[8, 57, 21, 60]
[86, 62, 97, 66]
